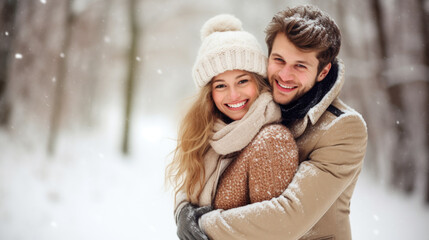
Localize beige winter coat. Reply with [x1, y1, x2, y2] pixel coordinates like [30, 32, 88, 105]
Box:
[200, 60, 368, 240]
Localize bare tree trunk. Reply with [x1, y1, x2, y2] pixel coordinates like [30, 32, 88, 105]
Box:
[373, 0, 412, 192]
[0, 0, 18, 126]
[122, 0, 140, 155]
[370, 0, 406, 185]
[379, 0, 428, 195]
[47, 0, 74, 155]
[371, 0, 386, 59]
[417, 0, 429, 204]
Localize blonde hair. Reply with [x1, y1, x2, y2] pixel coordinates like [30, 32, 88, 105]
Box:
[166, 72, 270, 202]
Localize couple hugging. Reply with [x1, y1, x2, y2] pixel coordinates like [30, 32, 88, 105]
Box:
[167, 4, 368, 240]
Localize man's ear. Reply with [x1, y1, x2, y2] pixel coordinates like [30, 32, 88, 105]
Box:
[316, 63, 331, 82]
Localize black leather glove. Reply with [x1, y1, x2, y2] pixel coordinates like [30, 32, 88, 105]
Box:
[177, 203, 213, 240]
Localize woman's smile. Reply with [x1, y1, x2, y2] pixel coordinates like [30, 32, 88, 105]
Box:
[225, 100, 248, 110]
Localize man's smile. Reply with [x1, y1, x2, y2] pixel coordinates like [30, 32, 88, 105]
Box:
[275, 80, 297, 92]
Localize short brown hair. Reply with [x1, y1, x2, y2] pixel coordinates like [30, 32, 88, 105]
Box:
[265, 5, 341, 73]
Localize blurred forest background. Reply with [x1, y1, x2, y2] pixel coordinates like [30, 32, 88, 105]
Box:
[0, 0, 428, 239]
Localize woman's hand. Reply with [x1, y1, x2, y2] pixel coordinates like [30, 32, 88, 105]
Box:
[177, 203, 212, 240]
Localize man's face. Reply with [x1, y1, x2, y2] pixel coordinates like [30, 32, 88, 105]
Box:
[267, 33, 331, 105]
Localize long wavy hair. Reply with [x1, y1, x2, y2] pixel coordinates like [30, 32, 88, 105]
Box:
[166, 72, 270, 203]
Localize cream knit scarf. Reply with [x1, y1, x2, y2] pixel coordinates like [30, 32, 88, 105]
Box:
[192, 92, 281, 206]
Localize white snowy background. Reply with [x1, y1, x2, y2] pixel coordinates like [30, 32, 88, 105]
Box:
[1, 0, 429, 239]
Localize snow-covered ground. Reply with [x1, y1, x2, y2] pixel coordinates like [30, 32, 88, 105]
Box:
[0, 115, 428, 240]
[351, 169, 429, 239]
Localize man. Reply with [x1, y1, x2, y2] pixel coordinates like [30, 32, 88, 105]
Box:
[177, 5, 367, 240]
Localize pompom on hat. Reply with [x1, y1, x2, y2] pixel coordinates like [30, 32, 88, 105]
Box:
[192, 14, 267, 89]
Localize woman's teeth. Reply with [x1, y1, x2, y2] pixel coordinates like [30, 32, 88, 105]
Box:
[226, 101, 246, 108]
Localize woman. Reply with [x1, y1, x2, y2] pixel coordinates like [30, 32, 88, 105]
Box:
[166, 14, 298, 237]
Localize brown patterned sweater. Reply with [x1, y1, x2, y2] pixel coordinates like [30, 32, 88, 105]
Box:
[213, 124, 298, 210]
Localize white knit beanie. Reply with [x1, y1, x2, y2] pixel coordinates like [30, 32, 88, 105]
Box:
[192, 14, 267, 89]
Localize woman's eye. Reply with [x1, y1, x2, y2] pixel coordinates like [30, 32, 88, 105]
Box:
[238, 79, 249, 84]
[214, 84, 226, 89]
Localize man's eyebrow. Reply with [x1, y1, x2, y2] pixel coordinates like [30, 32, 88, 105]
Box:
[270, 53, 283, 58]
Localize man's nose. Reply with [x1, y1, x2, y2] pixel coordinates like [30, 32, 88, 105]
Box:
[278, 65, 294, 81]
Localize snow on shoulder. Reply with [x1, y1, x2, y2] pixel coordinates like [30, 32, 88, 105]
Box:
[318, 100, 367, 132]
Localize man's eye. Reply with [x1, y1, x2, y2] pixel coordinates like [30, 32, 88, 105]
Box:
[297, 64, 307, 69]
[274, 58, 284, 62]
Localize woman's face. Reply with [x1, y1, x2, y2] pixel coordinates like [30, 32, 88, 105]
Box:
[211, 70, 259, 121]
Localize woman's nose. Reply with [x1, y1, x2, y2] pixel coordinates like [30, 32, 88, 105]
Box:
[228, 87, 240, 100]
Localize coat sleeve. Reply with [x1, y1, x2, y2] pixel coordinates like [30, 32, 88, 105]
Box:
[199, 114, 368, 240]
[174, 190, 189, 223]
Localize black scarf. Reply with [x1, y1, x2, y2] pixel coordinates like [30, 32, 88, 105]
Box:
[280, 60, 339, 126]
